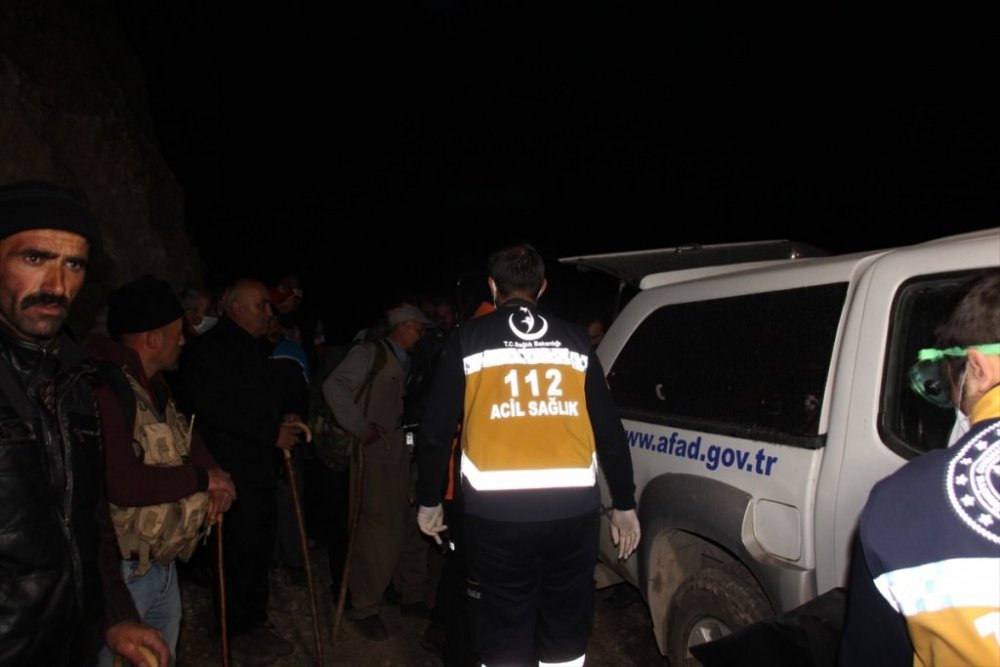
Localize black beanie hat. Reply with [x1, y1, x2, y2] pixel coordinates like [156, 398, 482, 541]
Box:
[0, 181, 101, 244]
[107, 275, 184, 338]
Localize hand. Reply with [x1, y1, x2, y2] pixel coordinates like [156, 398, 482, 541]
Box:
[207, 491, 228, 524]
[282, 413, 313, 441]
[610, 509, 641, 561]
[207, 491, 235, 525]
[205, 467, 236, 523]
[284, 420, 312, 442]
[104, 620, 169, 667]
[206, 467, 236, 499]
[417, 504, 448, 545]
[276, 421, 306, 450]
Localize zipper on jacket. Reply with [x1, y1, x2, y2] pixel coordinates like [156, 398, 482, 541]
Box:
[55, 365, 92, 605]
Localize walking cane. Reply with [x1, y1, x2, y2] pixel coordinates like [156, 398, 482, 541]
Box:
[217, 513, 230, 667]
[112, 646, 160, 667]
[332, 439, 365, 642]
[282, 442, 324, 664]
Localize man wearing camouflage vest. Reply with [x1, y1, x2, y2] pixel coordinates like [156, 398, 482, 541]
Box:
[86, 275, 236, 666]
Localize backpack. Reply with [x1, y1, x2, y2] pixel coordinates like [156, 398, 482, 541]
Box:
[310, 341, 387, 471]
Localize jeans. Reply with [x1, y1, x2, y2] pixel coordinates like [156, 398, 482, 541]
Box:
[97, 560, 181, 667]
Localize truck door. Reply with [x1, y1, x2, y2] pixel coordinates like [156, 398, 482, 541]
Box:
[815, 230, 1000, 594]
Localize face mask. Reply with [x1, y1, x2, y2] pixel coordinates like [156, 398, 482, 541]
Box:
[947, 408, 971, 446]
[946, 368, 970, 447]
[194, 315, 218, 335]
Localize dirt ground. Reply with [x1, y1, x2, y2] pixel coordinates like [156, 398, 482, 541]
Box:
[175, 544, 666, 666]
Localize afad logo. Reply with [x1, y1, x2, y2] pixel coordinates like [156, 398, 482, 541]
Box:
[508, 306, 549, 341]
[946, 421, 1000, 545]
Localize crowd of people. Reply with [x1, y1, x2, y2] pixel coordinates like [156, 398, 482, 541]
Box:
[0, 178, 995, 667]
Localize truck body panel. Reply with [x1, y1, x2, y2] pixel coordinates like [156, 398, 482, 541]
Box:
[580, 227, 1000, 656]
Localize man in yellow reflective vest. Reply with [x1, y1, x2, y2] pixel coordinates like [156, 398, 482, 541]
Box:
[416, 243, 640, 667]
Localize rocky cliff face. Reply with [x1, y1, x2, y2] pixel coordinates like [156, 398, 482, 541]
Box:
[0, 0, 201, 336]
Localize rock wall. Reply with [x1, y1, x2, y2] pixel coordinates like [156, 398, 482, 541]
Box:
[0, 0, 201, 335]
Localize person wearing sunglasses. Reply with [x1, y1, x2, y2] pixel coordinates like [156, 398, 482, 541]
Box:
[839, 269, 1000, 667]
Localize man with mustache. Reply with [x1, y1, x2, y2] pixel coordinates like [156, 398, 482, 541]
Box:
[0, 181, 168, 666]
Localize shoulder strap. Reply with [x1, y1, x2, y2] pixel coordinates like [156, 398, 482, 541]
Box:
[354, 341, 388, 400]
[92, 360, 137, 435]
[370, 340, 388, 376]
[351, 341, 389, 415]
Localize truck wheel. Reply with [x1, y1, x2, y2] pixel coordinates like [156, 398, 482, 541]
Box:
[665, 567, 771, 667]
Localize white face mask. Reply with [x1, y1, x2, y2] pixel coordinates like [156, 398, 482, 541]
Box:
[947, 407, 971, 446]
[947, 368, 970, 447]
[193, 315, 218, 335]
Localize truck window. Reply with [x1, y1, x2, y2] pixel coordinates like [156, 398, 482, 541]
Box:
[608, 283, 847, 447]
[881, 271, 983, 458]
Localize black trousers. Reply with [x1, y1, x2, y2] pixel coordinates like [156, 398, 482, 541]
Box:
[464, 509, 599, 666]
[213, 478, 277, 637]
[307, 464, 350, 597]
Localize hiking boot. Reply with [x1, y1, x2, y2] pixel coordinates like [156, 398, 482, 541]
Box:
[251, 625, 294, 656]
[229, 634, 276, 665]
[355, 614, 389, 641]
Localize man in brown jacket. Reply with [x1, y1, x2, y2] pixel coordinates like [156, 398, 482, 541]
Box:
[324, 303, 434, 640]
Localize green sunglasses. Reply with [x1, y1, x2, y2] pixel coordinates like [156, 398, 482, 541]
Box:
[909, 343, 1000, 408]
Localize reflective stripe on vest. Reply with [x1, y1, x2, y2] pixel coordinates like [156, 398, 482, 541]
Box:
[461, 451, 597, 491]
[463, 346, 589, 374]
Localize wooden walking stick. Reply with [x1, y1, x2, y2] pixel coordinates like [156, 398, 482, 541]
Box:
[332, 440, 365, 642]
[282, 437, 324, 665]
[329, 357, 382, 644]
[216, 512, 230, 667]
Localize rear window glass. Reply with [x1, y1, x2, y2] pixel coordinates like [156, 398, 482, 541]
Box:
[608, 283, 847, 446]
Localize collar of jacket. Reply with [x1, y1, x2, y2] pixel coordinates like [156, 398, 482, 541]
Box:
[0, 322, 90, 379]
[84, 333, 164, 402]
[214, 313, 263, 343]
[497, 297, 537, 309]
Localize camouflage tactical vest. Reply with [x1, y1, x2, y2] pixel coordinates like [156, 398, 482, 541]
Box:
[109, 372, 211, 576]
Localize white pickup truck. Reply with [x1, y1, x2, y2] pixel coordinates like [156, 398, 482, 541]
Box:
[561, 229, 1000, 665]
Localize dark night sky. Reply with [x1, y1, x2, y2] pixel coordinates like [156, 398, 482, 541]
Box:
[115, 2, 997, 339]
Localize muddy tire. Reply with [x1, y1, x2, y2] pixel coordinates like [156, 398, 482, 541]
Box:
[665, 567, 771, 667]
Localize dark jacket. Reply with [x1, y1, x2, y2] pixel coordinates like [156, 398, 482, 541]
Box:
[179, 315, 283, 486]
[0, 327, 137, 665]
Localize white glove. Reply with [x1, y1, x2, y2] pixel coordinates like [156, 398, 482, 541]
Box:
[417, 504, 448, 545]
[610, 509, 641, 561]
